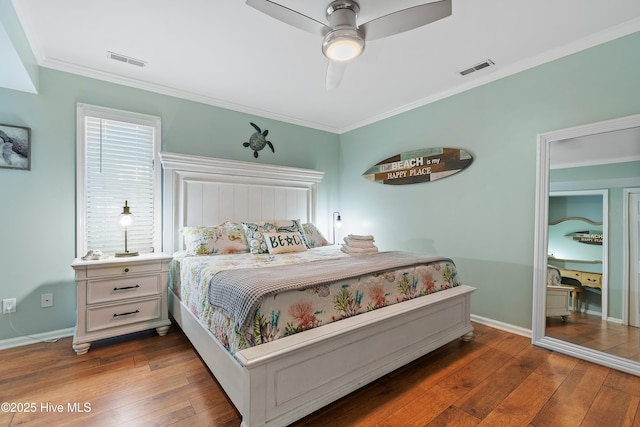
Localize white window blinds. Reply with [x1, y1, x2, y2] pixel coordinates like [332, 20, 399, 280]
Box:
[77, 104, 161, 256]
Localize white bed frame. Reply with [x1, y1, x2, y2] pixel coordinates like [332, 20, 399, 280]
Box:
[160, 152, 475, 427]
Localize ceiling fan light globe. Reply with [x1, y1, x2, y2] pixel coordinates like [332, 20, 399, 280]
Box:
[322, 29, 364, 62]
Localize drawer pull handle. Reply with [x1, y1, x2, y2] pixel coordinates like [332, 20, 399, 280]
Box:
[113, 285, 140, 291]
[113, 310, 140, 317]
[124, 268, 130, 273]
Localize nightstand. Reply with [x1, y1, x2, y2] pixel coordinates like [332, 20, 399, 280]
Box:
[71, 253, 172, 355]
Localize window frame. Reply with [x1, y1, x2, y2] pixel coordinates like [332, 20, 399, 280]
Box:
[76, 103, 162, 257]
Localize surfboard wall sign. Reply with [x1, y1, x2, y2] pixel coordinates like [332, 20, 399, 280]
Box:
[362, 147, 473, 185]
[565, 231, 603, 245]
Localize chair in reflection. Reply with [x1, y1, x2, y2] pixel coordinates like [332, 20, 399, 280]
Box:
[559, 277, 583, 313]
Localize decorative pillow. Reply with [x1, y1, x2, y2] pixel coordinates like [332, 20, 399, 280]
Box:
[547, 266, 562, 286]
[242, 221, 277, 254]
[182, 222, 249, 256]
[274, 219, 310, 248]
[301, 223, 329, 248]
[264, 232, 307, 254]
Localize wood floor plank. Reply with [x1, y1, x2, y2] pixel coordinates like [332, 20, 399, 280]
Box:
[437, 346, 513, 397]
[167, 399, 241, 427]
[580, 385, 640, 427]
[485, 333, 531, 358]
[424, 405, 481, 427]
[454, 355, 538, 419]
[530, 360, 608, 427]
[2, 322, 640, 427]
[119, 400, 196, 427]
[511, 344, 556, 373]
[634, 405, 640, 427]
[477, 353, 579, 426]
[294, 381, 418, 426]
[375, 384, 460, 427]
[604, 368, 640, 398]
[387, 338, 492, 393]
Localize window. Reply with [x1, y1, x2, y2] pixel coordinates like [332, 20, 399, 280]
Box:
[76, 104, 161, 256]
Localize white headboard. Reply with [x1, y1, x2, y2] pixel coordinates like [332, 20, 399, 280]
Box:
[160, 152, 325, 253]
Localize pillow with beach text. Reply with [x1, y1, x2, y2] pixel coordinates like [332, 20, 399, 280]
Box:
[264, 232, 307, 254]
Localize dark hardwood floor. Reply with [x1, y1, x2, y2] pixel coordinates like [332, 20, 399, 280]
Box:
[546, 312, 640, 362]
[1, 322, 639, 426]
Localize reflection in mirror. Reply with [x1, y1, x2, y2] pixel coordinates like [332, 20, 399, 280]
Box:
[549, 217, 603, 261]
[548, 195, 607, 320]
[532, 113, 640, 376]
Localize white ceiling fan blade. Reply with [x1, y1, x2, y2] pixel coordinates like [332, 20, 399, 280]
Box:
[246, 0, 330, 37]
[326, 61, 347, 90]
[360, 0, 452, 41]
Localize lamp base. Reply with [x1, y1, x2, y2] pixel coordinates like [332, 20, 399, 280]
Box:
[115, 251, 139, 258]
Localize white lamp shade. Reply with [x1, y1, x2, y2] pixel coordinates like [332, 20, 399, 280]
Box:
[119, 213, 133, 227]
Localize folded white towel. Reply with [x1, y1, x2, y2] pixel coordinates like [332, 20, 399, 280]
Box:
[348, 234, 374, 241]
[341, 244, 378, 254]
[344, 237, 376, 249]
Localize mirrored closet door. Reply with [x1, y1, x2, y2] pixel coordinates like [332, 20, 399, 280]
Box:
[532, 113, 640, 376]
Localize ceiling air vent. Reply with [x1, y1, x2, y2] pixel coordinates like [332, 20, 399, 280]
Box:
[459, 59, 494, 76]
[107, 51, 147, 68]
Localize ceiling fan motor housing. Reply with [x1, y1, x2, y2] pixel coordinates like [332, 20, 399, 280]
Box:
[326, 0, 359, 22]
[322, 0, 365, 61]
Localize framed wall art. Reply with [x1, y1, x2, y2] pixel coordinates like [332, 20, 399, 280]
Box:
[0, 123, 31, 170]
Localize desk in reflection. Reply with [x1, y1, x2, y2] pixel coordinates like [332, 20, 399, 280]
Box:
[558, 268, 602, 313]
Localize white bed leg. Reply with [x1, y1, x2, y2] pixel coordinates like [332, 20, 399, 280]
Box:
[460, 330, 474, 342]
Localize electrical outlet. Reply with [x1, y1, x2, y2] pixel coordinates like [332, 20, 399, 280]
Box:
[41, 293, 53, 308]
[2, 298, 16, 314]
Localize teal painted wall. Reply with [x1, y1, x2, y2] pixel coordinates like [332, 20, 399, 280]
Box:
[338, 32, 640, 329]
[1, 28, 638, 341]
[0, 68, 339, 341]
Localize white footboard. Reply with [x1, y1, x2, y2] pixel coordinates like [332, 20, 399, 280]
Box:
[170, 285, 475, 427]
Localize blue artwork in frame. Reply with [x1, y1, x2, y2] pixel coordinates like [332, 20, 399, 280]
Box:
[0, 123, 31, 170]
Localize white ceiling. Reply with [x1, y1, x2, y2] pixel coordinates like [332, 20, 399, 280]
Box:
[7, 0, 640, 133]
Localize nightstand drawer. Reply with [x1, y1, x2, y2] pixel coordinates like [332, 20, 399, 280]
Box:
[87, 275, 160, 304]
[86, 298, 161, 332]
[86, 261, 162, 278]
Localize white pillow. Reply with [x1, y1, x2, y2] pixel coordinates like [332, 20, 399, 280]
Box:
[264, 232, 307, 254]
[181, 222, 249, 255]
[274, 219, 310, 248]
[301, 223, 329, 247]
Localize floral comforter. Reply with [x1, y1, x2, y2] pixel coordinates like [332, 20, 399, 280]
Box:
[169, 246, 460, 355]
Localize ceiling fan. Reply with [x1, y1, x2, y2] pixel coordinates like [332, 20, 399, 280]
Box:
[246, 0, 452, 90]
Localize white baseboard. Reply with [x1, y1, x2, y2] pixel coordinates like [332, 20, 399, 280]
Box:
[0, 328, 74, 350]
[471, 314, 532, 338]
[583, 309, 622, 324]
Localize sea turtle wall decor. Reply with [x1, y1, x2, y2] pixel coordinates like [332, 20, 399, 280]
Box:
[243, 122, 275, 158]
